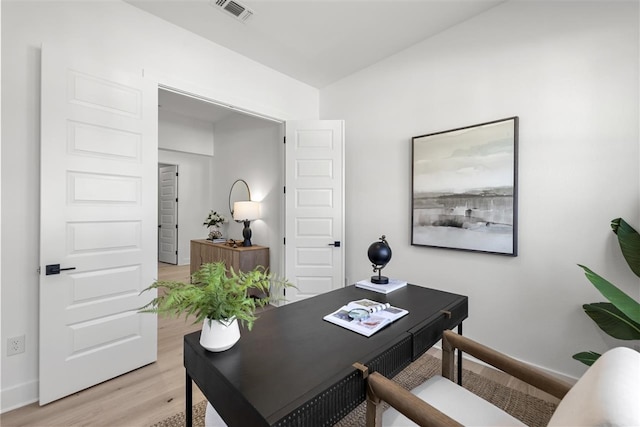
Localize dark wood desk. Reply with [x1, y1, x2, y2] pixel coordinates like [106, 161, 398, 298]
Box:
[184, 284, 468, 427]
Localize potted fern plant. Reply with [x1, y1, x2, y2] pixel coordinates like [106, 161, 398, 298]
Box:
[140, 262, 291, 352]
[574, 218, 640, 365]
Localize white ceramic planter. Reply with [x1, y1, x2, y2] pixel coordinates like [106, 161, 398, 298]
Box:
[199, 317, 241, 352]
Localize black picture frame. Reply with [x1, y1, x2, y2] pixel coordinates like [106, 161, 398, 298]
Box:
[411, 117, 518, 256]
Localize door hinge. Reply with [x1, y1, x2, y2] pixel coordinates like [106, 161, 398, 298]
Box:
[175, 197, 178, 202]
[175, 250, 178, 255]
[283, 237, 286, 245]
[175, 224, 178, 228]
[37, 266, 41, 274]
[176, 172, 179, 176]
[283, 136, 286, 144]
[283, 186, 286, 194]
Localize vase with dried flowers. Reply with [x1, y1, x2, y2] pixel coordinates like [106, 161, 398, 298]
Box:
[203, 210, 226, 240]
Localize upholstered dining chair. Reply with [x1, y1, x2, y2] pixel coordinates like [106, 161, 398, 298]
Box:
[355, 330, 640, 427]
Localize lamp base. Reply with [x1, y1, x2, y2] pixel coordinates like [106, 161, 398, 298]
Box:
[242, 220, 252, 247]
[371, 275, 389, 284]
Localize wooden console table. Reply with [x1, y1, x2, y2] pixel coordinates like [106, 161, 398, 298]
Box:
[190, 240, 269, 296]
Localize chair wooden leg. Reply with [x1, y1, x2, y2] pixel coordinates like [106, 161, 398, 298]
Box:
[354, 362, 384, 427]
[442, 332, 455, 382]
[365, 393, 384, 427]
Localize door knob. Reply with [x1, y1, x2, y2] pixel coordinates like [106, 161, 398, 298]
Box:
[45, 264, 77, 275]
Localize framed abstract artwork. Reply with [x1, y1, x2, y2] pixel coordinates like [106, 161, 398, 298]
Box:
[411, 117, 518, 256]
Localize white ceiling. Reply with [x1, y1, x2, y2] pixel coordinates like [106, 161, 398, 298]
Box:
[126, 0, 504, 89]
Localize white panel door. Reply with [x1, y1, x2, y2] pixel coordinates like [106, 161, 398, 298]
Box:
[285, 120, 344, 302]
[39, 45, 158, 404]
[158, 165, 178, 264]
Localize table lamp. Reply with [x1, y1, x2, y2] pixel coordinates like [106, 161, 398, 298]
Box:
[233, 201, 260, 247]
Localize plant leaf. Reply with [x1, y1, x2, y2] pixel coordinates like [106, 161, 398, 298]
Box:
[611, 218, 640, 278]
[572, 351, 601, 366]
[582, 302, 640, 340]
[578, 265, 640, 324]
[138, 261, 293, 331]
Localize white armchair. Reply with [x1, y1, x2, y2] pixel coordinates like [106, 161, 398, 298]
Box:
[356, 330, 640, 426]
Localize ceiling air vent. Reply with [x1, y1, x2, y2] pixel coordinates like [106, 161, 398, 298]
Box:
[210, 0, 254, 23]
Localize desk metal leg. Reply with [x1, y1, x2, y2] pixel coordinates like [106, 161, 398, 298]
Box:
[457, 323, 463, 386]
[186, 371, 193, 427]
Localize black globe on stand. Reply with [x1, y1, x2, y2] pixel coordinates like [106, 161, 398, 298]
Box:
[368, 235, 392, 284]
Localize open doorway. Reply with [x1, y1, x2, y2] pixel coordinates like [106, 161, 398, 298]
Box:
[156, 87, 286, 275]
[155, 86, 345, 302]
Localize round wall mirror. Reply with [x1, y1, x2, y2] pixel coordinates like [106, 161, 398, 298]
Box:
[229, 179, 251, 221]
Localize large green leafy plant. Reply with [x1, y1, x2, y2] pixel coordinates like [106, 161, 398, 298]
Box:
[140, 262, 291, 330]
[573, 218, 640, 366]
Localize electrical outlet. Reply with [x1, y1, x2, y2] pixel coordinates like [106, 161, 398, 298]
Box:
[7, 335, 25, 356]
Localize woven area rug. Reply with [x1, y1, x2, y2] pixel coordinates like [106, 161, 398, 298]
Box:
[152, 352, 557, 427]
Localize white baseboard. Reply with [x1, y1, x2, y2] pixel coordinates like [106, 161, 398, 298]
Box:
[0, 379, 38, 413]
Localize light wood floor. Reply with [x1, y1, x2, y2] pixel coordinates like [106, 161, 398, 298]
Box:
[1, 263, 205, 427]
[1, 264, 559, 426]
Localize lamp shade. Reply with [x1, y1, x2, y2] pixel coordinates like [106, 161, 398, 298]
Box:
[233, 201, 260, 221]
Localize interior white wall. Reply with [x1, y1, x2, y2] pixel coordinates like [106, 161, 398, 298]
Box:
[211, 115, 284, 277]
[321, 0, 639, 380]
[158, 109, 214, 156]
[0, 0, 317, 411]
